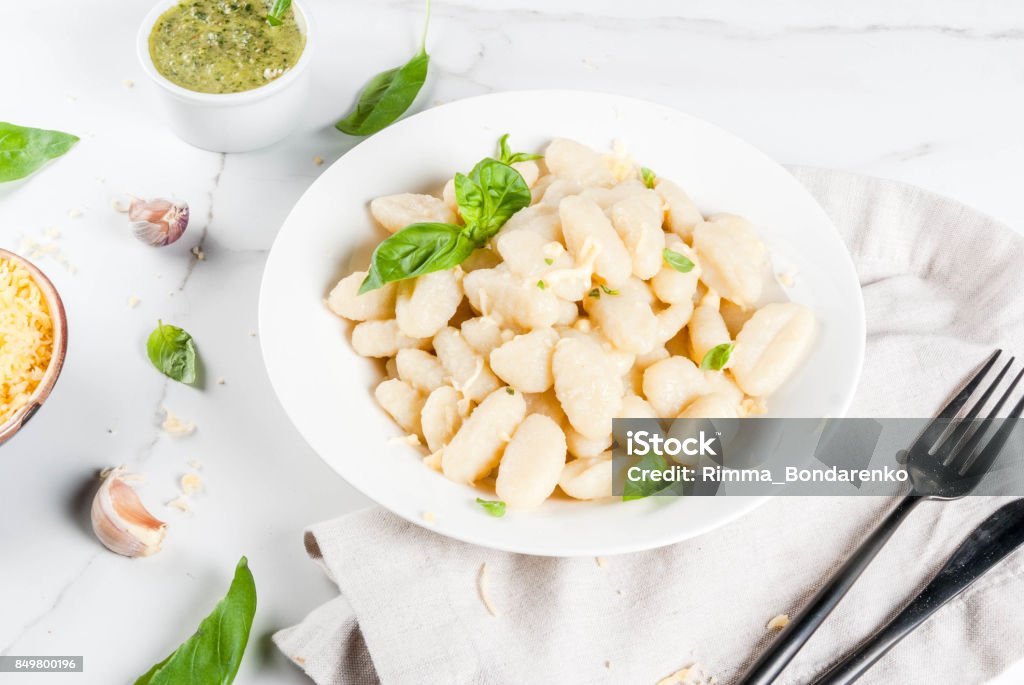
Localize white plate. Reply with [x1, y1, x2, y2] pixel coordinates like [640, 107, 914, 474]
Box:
[259, 90, 865, 557]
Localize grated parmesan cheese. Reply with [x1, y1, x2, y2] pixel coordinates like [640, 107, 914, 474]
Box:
[766, 614, 790, 631]
[0, 258, 54, 426]
[478, 563, 499, 617]
[161, 407, 195, 436]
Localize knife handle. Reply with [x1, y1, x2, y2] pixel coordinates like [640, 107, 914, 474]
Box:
[812, 498, 1024, 685]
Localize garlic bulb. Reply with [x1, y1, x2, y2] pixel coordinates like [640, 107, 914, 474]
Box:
[91, 466, 167, 557]
[126, 197, 189, 246]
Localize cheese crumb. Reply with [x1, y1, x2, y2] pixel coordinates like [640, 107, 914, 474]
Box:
[122, 79, 134, 88]
[422, 511, 436, 524]
[161, 408, 195, 437]
[389, 433, 421, 447]
[166, 496, 191, 513]
[478, 563, 499, 617]
[313, 156, 324, 166]
[595, 556, 607, 568]
[656, 665, 707, 685]
[766, 614, 790, 631]
[191, 245, 205, 261]
[604, 660, 612, 669]
[777, 271, 796, 288]
[68, 209, 83, 219]
[188, 459, 203, 470]
[127, 296, 140, 309]
[216, 377, 226, 385]
[180, 472, 203, 495]
[424, 450, 443, 471]
[248, 331, 257, 338]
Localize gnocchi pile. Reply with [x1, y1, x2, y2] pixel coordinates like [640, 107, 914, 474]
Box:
[327, 137, 816, 509]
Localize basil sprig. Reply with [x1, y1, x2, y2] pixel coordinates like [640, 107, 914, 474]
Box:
[497, 133, 543, 165]
[266, 0, 291, 26]
[455, 158, 532, 243]
[360, 149, 531, 293]
[0, 122, 78, 183]
[641, 167, 657, 189]
[663, 249, 695, 273]
[147, 320, 198, 384]
[135, 557, 257, 685]
[700, 343, 735, 371]
[476, 498, 507, 517]
[360, 223, 476, 294]
[622, 453, 672, 501]
[336, 0, 431, 135]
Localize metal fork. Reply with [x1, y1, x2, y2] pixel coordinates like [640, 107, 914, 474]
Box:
[740, 350, 1024, 685]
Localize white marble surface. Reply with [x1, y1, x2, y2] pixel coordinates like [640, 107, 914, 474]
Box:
[2, 1, 1024, 682]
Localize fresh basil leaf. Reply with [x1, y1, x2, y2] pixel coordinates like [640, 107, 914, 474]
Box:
[335, 0, 431, 135]
[266, 0, 291, 26]
[147, 320, 197, 384]
[663, 249, 695, 273]
[360, 222, 476, 293]
[537, 280, 547, 290]
[588, 287, 601, 299]
[455, 158, 531, 243]
[600, 284, 619, 295]
[641, 167, 657, 189]
[497, 133, 543, 165]
[135, 557, 257, 685]
[700, 343, 734, 371]
[476, 498, 506, 517]
[623, 453, 671, 501]
[0, 122, 78, 183]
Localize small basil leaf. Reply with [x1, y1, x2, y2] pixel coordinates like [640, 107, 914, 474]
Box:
[588, 288, 601, 299]
[335, 1, 432, 135]
[456, 158, 531, 243]
[663, 249, 695, 273]
[700, 343, 735, 371]
[147, 320, 197, 384]
[497, 133, 543, 165]
[476, 498, 506, 517]
[360, 222, 476, 293]
[266, 0, 291, 26]
[600, 284, 619, 295]
[135, 557, 257, 685]
[641, 167, 657, 189]
[623, 453, 671, 501]
[0, 122, 79, 183]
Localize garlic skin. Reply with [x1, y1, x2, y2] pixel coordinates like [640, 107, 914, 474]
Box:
[91, 466, 167, 557]
[128, 197, 189, 246]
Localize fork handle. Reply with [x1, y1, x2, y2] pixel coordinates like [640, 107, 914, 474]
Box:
[739, 494, 922, 685]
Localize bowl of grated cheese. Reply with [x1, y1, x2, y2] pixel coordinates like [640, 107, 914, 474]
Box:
[0, 249, 67, 445]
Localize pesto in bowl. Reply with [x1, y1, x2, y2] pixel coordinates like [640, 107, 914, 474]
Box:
[148, 0, 306, 94]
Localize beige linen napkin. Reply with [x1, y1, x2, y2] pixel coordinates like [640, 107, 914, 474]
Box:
[274, 168, 1024, 685]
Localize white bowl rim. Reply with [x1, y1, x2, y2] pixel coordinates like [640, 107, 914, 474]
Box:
[136, 0, 316, 106]
[258, 89, 867, 557]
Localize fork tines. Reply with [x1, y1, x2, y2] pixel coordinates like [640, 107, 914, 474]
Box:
[924, 350, 1024, 476]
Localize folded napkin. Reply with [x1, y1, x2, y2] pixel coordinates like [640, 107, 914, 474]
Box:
[275, 167, 1024, 685]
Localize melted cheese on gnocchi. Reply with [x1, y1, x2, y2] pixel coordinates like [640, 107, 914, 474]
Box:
[327, 139, 816, 508]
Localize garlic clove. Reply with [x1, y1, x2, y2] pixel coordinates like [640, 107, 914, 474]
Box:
[91, 466, 167, 557]
[126, 197, 189, 247]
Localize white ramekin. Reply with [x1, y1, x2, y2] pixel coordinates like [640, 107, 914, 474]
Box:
[137, 0, 315, 153]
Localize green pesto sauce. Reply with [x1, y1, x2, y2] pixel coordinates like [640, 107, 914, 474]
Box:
[149, 1, 305, 94]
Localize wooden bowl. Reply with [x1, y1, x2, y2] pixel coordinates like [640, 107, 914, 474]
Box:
[0, 249, 68, 445]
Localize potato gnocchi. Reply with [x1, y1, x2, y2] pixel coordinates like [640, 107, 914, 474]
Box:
[327, 138, 816, 508]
